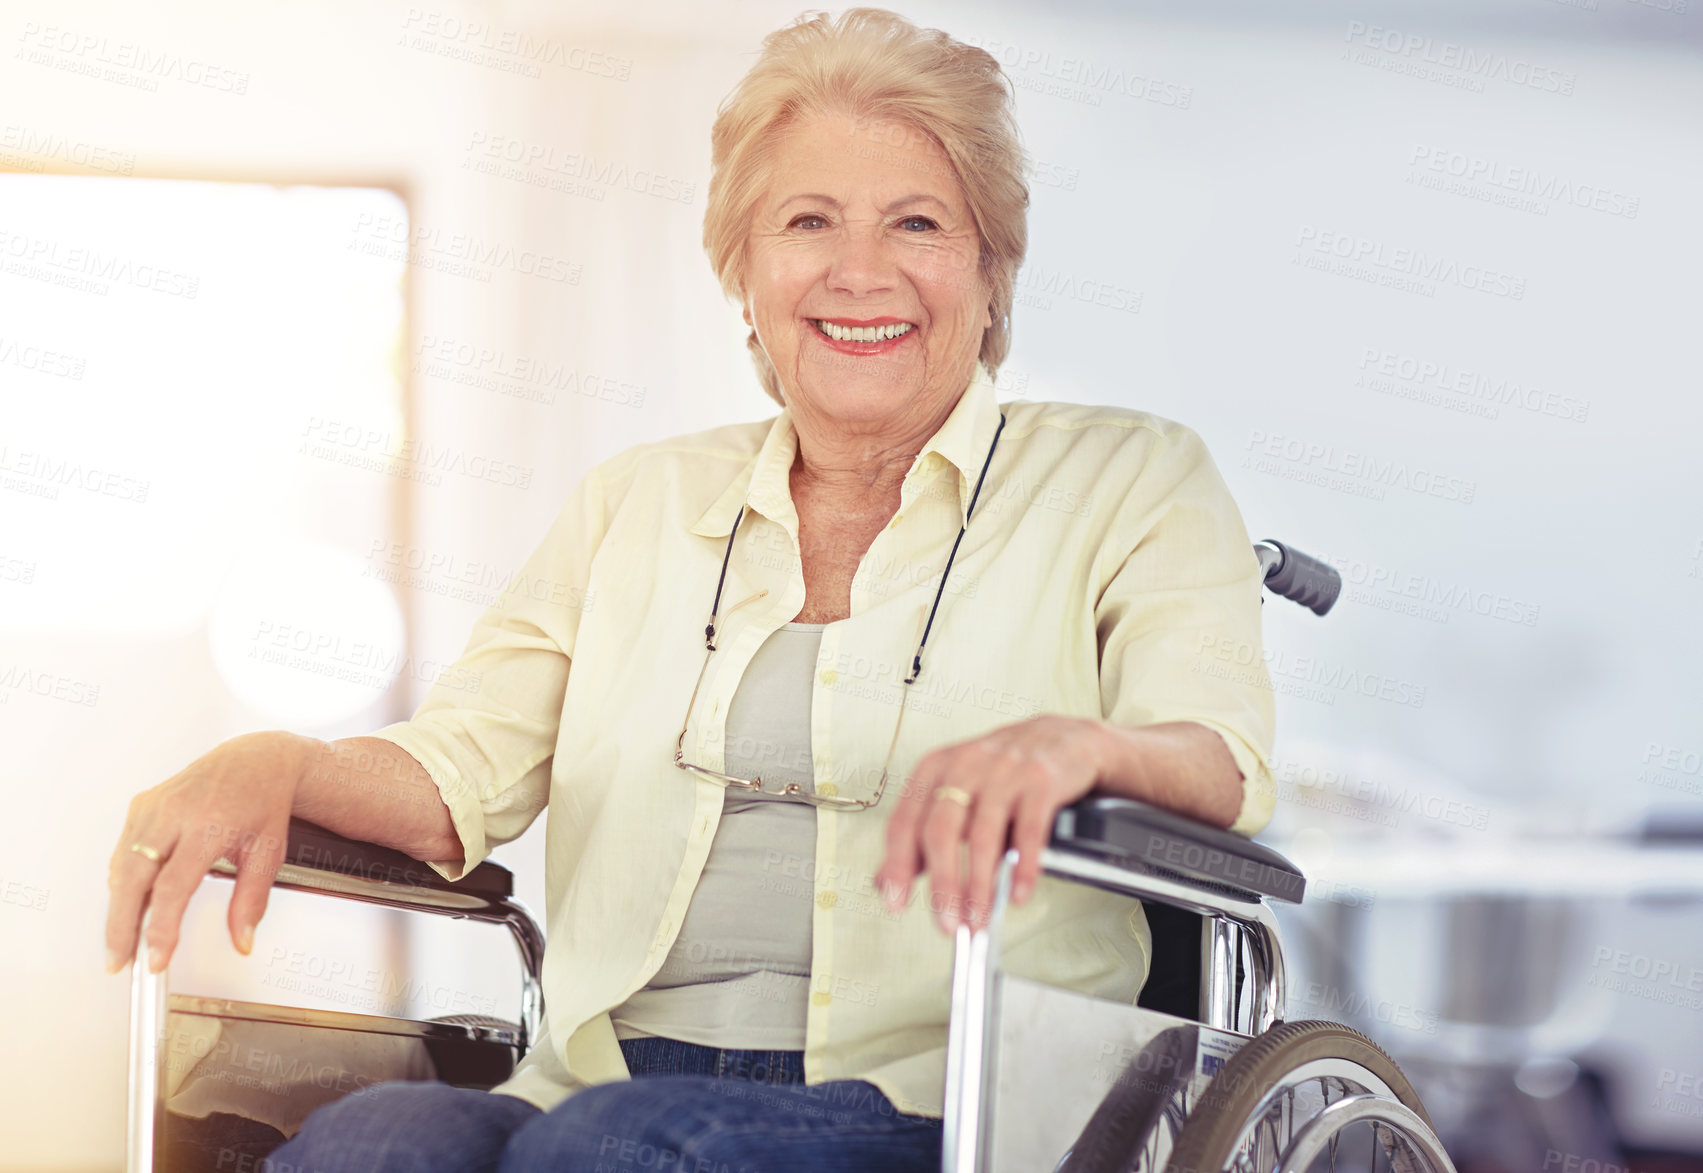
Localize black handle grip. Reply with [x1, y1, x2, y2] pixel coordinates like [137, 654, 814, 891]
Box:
[284, 817, 514, 899]
[1260, 539, 1340, 616]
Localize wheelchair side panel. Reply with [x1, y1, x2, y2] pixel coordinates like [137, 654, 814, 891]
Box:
[989, 975, 1249, 1173]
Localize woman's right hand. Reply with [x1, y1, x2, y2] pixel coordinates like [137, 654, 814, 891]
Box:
[105, 730, 318, 975]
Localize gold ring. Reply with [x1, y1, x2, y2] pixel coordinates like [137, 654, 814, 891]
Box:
[129, 842, 165, 864]
[935, 786, 974, 809]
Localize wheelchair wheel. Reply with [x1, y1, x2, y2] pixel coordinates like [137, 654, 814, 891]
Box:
[1165, 1021, 1456, 1173]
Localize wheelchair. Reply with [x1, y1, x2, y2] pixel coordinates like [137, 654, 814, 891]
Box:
[127, 539, 1458, 1173]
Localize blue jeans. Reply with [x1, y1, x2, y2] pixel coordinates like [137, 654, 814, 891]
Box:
[265, 1036, 943, 1172]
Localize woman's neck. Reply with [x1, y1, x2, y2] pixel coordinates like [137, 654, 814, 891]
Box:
[787, 400, 954, 510]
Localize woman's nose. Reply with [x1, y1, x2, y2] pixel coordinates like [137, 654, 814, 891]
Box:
[825, 222, 898, 297]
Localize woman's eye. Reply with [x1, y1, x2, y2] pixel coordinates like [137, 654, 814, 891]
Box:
[898, 215, 939, 232]
[790, 214, 828, 230]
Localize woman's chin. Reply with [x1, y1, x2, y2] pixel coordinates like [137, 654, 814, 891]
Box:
[788, 359, 925, 418]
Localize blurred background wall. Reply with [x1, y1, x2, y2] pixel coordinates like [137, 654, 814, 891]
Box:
[1, 0, 1699, 1168]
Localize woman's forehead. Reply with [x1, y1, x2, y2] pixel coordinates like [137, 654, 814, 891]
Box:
[763, 113, 965, 209]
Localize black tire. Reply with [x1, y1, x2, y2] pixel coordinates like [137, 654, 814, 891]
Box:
[1166, 1020, 1437, 1173]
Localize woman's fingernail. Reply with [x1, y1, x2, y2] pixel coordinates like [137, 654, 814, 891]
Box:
[148, 946, 166, 974]
[235, 924, 254, 956]
[105, 949, 124, 974]
[936, 909, 956, 935]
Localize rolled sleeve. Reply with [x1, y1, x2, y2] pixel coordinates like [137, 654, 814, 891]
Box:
[1095, 425, 1278, 838]
[369, 469, 609, 881]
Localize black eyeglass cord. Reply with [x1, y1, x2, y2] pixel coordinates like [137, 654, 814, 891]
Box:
[704, 412, 1007, 682]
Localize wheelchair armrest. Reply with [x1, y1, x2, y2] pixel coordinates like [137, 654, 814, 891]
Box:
[284, 817, 514, 901]
[1050, 796, 1305, 905]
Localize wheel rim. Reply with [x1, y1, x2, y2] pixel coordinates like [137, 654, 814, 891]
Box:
[1272, 1094, 1456, 1173]
[1218, 1058, 1450, 1173]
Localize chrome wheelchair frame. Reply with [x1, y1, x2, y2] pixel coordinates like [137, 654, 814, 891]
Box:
[128, 539, 1457, 1173]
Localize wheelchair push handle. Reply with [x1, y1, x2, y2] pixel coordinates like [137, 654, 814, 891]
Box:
[1255, 539, 1340, 616]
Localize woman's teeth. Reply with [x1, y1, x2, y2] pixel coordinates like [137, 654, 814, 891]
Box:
[814, 320, 914, 343]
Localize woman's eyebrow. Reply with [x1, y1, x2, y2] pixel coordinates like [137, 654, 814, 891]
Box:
[773, 193, 954, 215]
[883, 195, 950, 214]
[775, 193, 843, 212]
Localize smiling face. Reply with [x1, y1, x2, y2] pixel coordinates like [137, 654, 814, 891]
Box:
[743, 112, 991, 431]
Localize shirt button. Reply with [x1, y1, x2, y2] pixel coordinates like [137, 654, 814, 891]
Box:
[888, 513, 902, 529]
[817, 891, 838, 909]
[818, 668, 839, 686]
[812, 991, 833, 1006]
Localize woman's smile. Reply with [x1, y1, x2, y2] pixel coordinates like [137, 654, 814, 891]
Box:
[807, 315, 918, 354]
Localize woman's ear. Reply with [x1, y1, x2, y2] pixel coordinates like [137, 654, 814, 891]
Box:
[742, 301, 753, 328]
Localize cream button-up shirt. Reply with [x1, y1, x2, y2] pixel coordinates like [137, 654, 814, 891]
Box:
[371, 363, 1277, 1118]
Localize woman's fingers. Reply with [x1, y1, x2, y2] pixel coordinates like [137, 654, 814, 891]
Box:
[877, 752, 939, 910]
[226, 822, 288, 957]
[919, 781, 973, 932]
[879, 718, 1106, 935]
[141, 823, 221, 973]
[1009, 789, 1053, 906]
[104, 800, 182, 972]
[963, 780, 1019, 929]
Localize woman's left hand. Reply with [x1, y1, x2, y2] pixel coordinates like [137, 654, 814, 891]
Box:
[875, 715, 1109, 934]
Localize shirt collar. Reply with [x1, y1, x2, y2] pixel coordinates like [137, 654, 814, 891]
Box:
[691, 361, 1002, 539]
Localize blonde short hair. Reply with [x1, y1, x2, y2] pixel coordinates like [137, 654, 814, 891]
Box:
[704, 8, 1029, 405]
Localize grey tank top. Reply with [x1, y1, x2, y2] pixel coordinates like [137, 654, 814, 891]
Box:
[609, 622, 825, 1049]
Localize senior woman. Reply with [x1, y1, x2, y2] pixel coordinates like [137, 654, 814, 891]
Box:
[106, 8, 1275, 1171]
